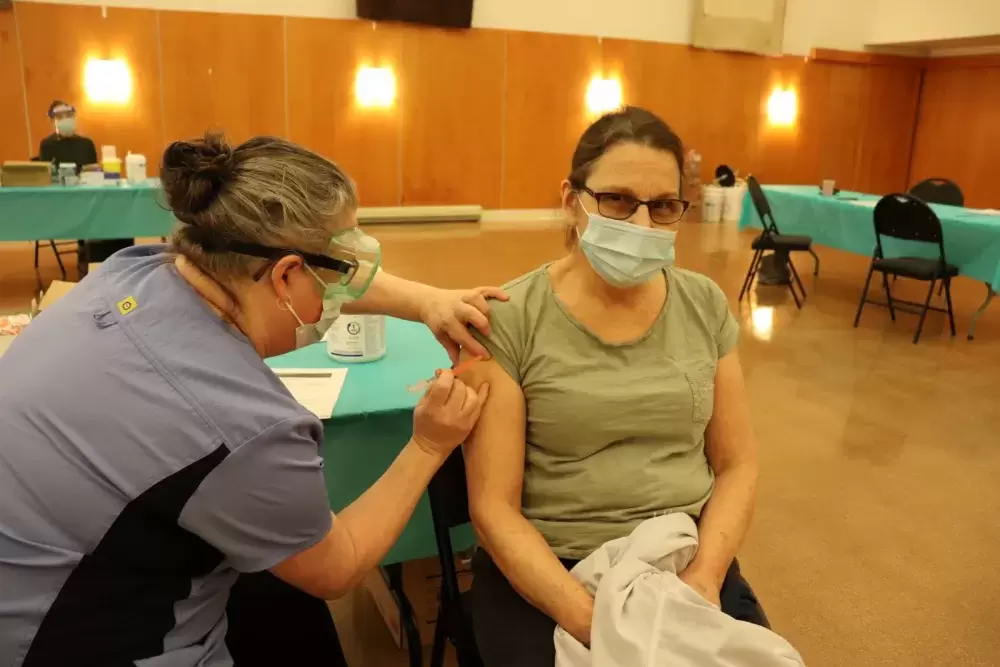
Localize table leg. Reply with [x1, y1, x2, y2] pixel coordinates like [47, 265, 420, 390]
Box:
[385, 563, 424, 667]
[967, 283, 996, 341]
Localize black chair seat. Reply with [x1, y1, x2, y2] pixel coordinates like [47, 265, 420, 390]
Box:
[751, 233, 812, 251]
[873, 257, 959, 280]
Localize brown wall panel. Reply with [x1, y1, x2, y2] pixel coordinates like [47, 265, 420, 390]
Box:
[0, 8, 29, 162]
[399, 26, 505, 207]
[853, 65, 922, 196]
[160, 11, 284, 147]
[503, 31, 601, 208]
[287, 18, 402, 207]
[910, 65, 1000, 208]
[16, 3, 162, 170]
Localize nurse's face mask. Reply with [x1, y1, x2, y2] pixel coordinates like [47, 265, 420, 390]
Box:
[199, 227, 381, 348]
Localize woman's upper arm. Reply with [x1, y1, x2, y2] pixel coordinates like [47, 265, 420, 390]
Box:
[705, 351, 757, 472]
[459, 355, 526, 515]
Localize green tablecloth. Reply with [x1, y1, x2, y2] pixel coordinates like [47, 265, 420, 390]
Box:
[739, 185, 1000, 292]
[0, 181, 176, 241]
[267, 317, 475, 565]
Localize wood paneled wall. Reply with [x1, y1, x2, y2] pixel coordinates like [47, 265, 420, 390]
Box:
[1, 2, 928, 207]
[910, 57, 1000, 209]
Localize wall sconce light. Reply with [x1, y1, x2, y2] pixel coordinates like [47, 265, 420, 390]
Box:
[767, 88, 797, 127]
[586, 76, 622, 115]
[355, 66, 396, 109]
[84, 58, 132, 105]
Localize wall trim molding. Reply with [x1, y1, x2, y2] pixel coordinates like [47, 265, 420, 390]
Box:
[810, 48, 926, 68]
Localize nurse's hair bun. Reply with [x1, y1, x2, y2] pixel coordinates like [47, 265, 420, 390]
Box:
[161, 132, 236, 220]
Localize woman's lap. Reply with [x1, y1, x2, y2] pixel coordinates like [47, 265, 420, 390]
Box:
[471, 550, 768, 667]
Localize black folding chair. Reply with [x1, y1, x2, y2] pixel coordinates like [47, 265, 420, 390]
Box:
[426, 449, 482, 667]
[909, 178, 964, 207]
[738, 176, 820, 309]
[853, 194, 957, 344]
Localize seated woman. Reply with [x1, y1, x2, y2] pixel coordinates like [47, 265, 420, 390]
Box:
[462, 106, 764, 667]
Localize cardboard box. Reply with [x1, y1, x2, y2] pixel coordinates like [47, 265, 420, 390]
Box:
[1, 161, 52, 187]
[38, 280, 77, 311]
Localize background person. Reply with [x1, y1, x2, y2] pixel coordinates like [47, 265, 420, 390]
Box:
[0, 133, 500, 666]
[461, 107, 765, 667]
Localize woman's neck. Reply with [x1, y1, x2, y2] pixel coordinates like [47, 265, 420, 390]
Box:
[552, 251, 663, 308]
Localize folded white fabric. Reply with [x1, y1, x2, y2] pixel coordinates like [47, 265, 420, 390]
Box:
[554, 514, 805, 667]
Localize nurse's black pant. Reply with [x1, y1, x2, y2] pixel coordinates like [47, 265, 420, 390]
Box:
[470, 549, 769, 667]
[226, 571, 348, 667]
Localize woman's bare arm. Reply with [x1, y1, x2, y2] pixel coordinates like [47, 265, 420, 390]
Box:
[460, 356, 596, 645]
[681, 351, 759, 600]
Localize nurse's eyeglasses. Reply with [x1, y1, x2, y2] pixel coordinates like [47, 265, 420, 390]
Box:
[578, 186, 690, 226]
[198, 237, 358, 283]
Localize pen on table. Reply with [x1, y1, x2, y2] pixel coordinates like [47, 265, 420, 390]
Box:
[407, 358, 481, 393]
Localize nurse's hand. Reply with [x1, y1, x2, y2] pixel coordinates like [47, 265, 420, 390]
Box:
[421, 287, 509, 365]
[412, 370, 490, 458]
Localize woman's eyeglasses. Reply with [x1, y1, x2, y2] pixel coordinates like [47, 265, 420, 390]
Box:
[579, 186, 690, 226]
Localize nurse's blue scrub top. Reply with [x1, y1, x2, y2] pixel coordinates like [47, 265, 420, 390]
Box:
[0, 246, 332, 666]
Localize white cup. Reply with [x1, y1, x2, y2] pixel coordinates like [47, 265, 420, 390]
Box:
[821, 179, 836, 196]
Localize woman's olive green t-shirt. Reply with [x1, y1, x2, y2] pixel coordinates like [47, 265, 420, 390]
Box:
[474, 265, 739, 559]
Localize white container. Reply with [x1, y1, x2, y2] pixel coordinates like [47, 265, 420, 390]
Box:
[821, 179, 836, 196]
[80, 171, 105, 186]
[722, 183, 748, 222]
[125, 153, 147, 184]
[101, 145, 117, 161]
[701, 185, 725, 223]
[57, 163, 78, 186]
[326, 315, 386, 363]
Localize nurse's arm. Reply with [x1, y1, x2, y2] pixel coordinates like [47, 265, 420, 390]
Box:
[462, 357, 596, 646]
[682, 351, 759, 591]
[270, 438, 446, 599]
[342, 271, 508, 364]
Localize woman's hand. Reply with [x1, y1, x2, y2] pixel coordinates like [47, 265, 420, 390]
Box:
[412, 370, 490, 458]
[420, 287, 508, 365]
[679, 566, 723, 607]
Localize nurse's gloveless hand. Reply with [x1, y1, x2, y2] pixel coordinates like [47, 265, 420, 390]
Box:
[412, 370, 490, 458]
[420, 287, 509, 365]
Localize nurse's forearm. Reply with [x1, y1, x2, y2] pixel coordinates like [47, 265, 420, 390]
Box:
[332, 439, 445, 582]
[273, 439, 445, 600]
[341, 271, 434, 322]
[685, 462, 757, 587]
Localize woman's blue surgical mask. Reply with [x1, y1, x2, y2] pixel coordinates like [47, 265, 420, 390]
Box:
[577, 199, 677, 288]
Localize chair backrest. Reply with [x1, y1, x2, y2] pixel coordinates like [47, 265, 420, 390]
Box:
[746, 176, 779, 235]
[427, 448, 471, 612]
[908, 178, 964, 207]
[872, 193, 947, 261]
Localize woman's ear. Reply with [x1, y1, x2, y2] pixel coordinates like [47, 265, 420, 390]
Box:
[559, 180, 577, 217]
[268, 254, 304, 302]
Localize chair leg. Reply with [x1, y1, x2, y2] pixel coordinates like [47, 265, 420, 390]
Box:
[913, 279, 937, 344]
[881, 274, 896, 321]
[430, 607, 447, 667]
[853, 265, 876, 328]
[789, 259, 807, 298]
[809, 248, 820, 276]
[738, 249, 763, 302]
[944, 278, 956, 337]
[49, 241, 67, 280]
[938, 282, 944, 297]
[34, 241, 42, 292]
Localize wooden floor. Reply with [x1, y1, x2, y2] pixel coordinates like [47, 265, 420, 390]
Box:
[2, 219, 999, 666]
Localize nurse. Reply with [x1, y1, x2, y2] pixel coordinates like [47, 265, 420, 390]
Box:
[0, 133, 500, 666]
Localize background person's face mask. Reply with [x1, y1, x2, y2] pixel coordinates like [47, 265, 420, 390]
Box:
[55, 117, 76, 135]
[577, 200, 677, 288]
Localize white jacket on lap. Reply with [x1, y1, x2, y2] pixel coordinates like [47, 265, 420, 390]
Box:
[554, 514, 805, 667]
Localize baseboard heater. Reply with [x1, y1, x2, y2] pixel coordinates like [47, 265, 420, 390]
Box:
[357, 205, 482, 224]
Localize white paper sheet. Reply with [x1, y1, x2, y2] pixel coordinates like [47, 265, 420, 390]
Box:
[274, 368, 348, 419]
[848, 200, 878, 208]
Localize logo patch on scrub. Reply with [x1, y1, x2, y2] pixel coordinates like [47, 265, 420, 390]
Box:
[117, 296, 138, 316]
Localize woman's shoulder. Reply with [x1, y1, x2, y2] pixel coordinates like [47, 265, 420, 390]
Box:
[668, 267, 728, 306]
[489, 265, 552, 320]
